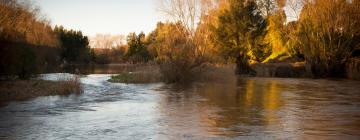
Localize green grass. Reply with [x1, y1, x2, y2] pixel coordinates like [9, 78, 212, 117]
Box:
[108, 69, 161, 84]
[109, 72, 135, 83]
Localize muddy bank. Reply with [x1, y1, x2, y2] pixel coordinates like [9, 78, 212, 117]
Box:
[0, 79, 81, 105]
[250, 59, 360, 80]
[250, 62, 307, 78]
[346, 58, 360, 80]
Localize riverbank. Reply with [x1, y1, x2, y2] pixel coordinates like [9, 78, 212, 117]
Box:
[107, 61, 360, 84]
[250, 58, 360, 80]
[108, 64, 238, 84]
[108, 64, 162, 84]
[250, 62, 307, 78]
[346, 58, 360, 80]
[0, 78, 81, 105]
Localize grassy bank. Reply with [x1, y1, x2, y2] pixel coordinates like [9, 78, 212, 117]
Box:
[0, 77, 82, 104]
[108, 64, 162, 84]
[108, 64, 238, 84]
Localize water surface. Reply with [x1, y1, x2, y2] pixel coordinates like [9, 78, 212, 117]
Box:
[0, 74, 360, 139]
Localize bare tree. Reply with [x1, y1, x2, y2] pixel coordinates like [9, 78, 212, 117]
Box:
[90, 34, 125, 49]
[157, 0, 217, 38]
[285, 0, 303, 21]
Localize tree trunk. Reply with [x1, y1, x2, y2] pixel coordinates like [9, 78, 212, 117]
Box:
[235, 55, 254, 75]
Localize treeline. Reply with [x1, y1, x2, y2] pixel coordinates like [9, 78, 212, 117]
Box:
[90, 34, 126, 64]
[195, 0, 360, 77]
[0, 0, 94, 79]
[54, 26, 93, 64]
[0, 0, 58, 79]
[218, 0, 360, 77]
[1, 0, 359, 81]
[139, 0, 360, 82]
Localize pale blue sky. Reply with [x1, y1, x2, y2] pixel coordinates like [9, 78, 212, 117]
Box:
[37, 0, 161, 36]
[36, 0, 300, 37]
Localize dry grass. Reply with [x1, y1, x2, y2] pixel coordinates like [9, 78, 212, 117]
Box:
[0, 76, 82, 104]
[59, 76, 83, 94]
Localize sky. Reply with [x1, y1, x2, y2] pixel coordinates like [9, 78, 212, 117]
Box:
[36, 0, 162, 37]
[36, 0, 300, 38]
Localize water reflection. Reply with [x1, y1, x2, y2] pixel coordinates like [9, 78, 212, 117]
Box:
[156, 78, 360, 139]
[1, 74, 360, 139]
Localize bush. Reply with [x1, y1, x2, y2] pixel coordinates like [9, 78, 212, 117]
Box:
[95, 53, 111, 64]
[59, 76, 82, 94]
[149, 22, 207, 83]
[297, 0, 360, 77]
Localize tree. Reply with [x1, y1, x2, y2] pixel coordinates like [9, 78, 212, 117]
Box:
[262, 3, 287, 62]
[158, 0, 200, 37]
[54, 26, 91, 64]
[0, 0, 59, 46]
[0, 0, 60, 79]
[149, 22, 204, 83]
[125, 32, 149, 63]
[296, 0, 360, 77]
[213, 0, 264, 74]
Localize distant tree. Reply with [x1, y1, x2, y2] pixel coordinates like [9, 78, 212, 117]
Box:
[89, 34, 126, 64]
[125, 32, 149, 63]
[54, 26, 91, 64]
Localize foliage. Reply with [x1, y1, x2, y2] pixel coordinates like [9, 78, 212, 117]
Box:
[54, 26, 92, 64]
[213, 0, 264, 74]
[147, 22, 207, 83]
[0, 0, 59, 46]
[125, 32, 150, 63]
[262, 8, 287, 62]
[0, 0, 61, 79]
[296, 0, 360, 77]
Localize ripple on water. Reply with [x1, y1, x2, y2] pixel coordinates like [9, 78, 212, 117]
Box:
[1, 75, 360, 139]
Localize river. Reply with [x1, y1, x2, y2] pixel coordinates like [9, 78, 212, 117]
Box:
[0, 73, 360, 139]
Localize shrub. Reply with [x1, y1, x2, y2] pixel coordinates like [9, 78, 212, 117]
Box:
[297, 0, 360, 77]
[149, 22, 207, 83]
[59, 76, 82, 94]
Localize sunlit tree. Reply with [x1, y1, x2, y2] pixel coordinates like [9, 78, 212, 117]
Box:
[297, 0, 360, 77]
[213, 0, 264, 74]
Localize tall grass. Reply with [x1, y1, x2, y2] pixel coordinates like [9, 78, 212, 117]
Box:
[59, 76, 82, 94]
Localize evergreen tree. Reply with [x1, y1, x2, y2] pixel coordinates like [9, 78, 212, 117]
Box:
[214, 0, 265, 74]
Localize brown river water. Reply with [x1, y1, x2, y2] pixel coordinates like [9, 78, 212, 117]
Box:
[0, 71, 360, 139]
